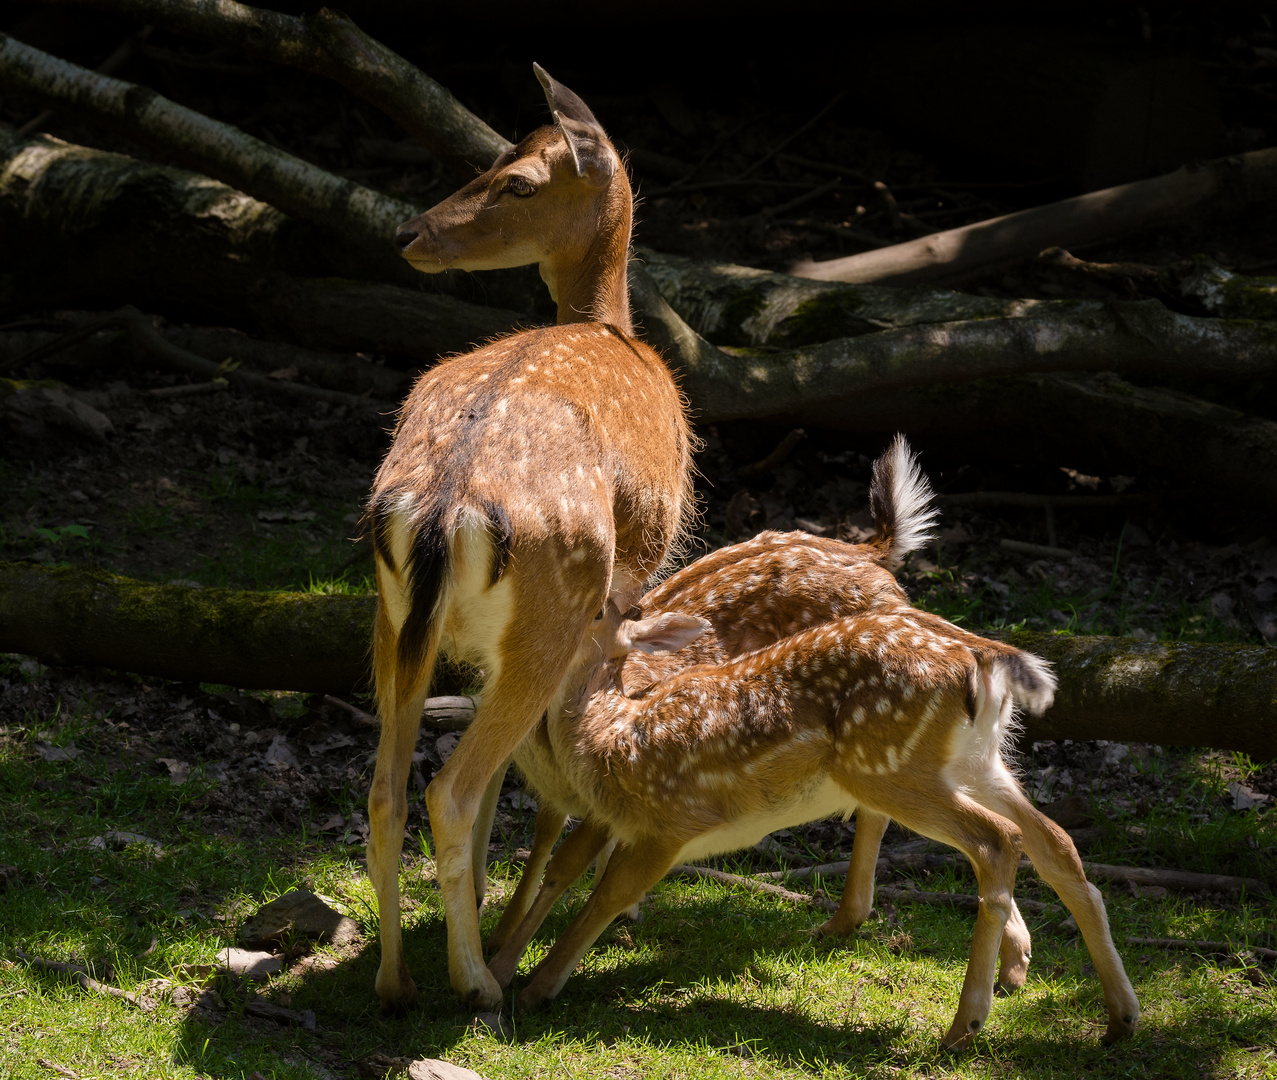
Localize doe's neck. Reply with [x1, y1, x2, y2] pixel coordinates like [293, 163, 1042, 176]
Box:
[539, 179, 634, 335]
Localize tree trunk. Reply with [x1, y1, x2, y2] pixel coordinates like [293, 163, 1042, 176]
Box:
[33, 0, 512, 176]
[3, 561, 1276, 758]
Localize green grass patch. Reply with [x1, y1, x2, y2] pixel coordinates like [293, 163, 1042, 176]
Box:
[2, 691, 1274, 1079]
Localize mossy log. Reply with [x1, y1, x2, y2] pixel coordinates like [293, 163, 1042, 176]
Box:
[3, 561, 1277, 758]
[0, 131, 525, 361]
[1000, 630, 1277, 760]
[0, 561, 374, 696]
[639, 249, 1034, 348]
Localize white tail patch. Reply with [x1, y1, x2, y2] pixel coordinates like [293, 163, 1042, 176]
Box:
[871, 434, 940, 568]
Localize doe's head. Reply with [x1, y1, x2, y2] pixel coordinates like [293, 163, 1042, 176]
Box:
[394, 63, 623, 275]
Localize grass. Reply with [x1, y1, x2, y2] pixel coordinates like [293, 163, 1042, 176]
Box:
[1, 681, 1274, 1079]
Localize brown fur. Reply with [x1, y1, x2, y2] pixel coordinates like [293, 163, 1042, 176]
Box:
[365, 67, 692, 1013]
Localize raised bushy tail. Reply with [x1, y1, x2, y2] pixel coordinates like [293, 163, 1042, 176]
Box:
[868, 434, 939, 569]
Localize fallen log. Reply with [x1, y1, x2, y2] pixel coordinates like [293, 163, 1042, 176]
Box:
[790, 144, 1277, 286]
[0, 561, 374, 697]
[0, 30, 415, 270]
[0, 131, 527, 359]
[3, 562, 1277, 758]
[639, 248, 1033, 348]
[35, 0, 511, 175]
[769, 371, 1277, 505]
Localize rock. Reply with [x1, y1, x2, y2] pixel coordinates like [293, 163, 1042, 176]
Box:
[1039, 792, 1093, 829]
[0, 864, 20, 891]
[239, 890, 360, 947]
[105, 831, 163, 855]
[34, 741, 81, 761]
[408, 1060, 492, 1080]
[469, 1011, 511, 1039]
[218, 947, 283, 978]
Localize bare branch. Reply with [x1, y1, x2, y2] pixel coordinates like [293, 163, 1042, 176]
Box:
[791, 145, 1277, 286]
[31, 0, 512, 173]
[0, 31, 415, 259]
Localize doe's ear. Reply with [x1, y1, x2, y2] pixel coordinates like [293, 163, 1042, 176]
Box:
[615, 613, 710, 657]
[533, 62, 616, 186]
[533, 62, 603, 129]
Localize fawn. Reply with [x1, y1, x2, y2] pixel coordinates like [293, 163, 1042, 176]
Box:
[365, 65, 693, 1011]
[486, 443, 1139, 1049]
[489, 436, 944, 949]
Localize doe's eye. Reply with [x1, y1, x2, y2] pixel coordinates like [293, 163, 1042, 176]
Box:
[506, 176, 535, 197]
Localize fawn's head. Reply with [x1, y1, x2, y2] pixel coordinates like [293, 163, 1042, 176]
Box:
[555, 601, 709, 716]
[394, 65, 632, 326]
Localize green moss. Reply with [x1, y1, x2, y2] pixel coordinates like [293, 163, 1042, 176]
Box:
[772, 292, 879, 346]
[1215, 275, 1277, 320]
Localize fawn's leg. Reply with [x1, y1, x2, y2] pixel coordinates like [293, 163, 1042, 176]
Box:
[820, 807, 890, 935]
[488, 819, 610, 989]
[486, 803, 568, 953]
[470, 759, 508, 910]
[977, 774, 1139, 1042]
[518, 835, 680, 1009]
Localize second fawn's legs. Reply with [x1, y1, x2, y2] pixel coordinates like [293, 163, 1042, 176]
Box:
[488, 819, 611, 989]
[470, 760, 508, 910]
[486, 803, 568, 953]
[820, 807, 890, 935]
[849, 778, 1023, 1051]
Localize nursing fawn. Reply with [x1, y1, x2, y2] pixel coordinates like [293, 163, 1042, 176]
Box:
[366, 65, 692, 1012]
[485, 462, 1138, 1048]
[489, 435, 944, 951]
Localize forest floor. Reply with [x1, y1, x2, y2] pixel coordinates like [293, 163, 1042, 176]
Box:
[2, 4, 1277, 1078]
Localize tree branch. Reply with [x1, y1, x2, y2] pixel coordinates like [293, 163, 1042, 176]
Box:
[790, 144, 1277, 286]
[31, 0, 512, 174]
[0, 31, 415, 263]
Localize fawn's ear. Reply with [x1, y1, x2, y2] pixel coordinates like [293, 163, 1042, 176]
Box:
[533, 62, 616, 186]
[615, 613, 710, 657]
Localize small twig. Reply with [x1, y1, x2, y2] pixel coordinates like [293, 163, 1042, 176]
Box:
[747, 177, 842, 223]
[778, 218, 894, 248]
[736, 91, 847, 184]
[148, 380, 229, 398]
[1127, 936, 1277, 962]
[323, 695, 378, 728]
[669, 864, 836, 912]
[738, 428, 806, 477]
[135, 934, 159, 959]
[1082, 863, 1268, 896]
[17, 950, 156, 1010]
[873, 180, 903, 235]
[1000, 538, 1075, 560]
[1039, 247, 1161, 283]
[37, 1060, 79, 1079]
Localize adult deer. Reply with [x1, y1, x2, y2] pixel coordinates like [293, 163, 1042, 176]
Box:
[365, 65, 692, 1012]
[483, 451, 1139, 1048]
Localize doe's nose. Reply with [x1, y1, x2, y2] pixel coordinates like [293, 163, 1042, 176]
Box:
[395, 227, 419, 250]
